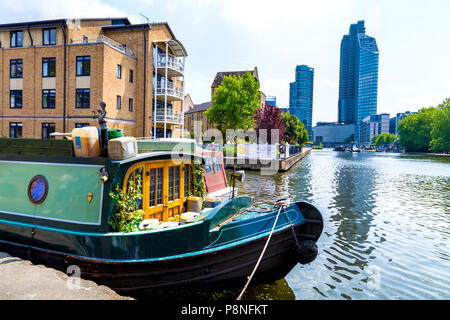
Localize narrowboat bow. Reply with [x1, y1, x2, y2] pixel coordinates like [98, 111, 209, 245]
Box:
[0, 134, 323, 295]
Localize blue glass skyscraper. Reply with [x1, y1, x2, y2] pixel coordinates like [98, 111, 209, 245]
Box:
[289, 65, 314, 139]
[265, 96, 276, 106]
[338, 20, 379, 142]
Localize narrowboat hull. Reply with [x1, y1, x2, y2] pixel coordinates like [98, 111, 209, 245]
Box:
[0, 220, 302, 294]
[0, 200, 323, 295]
[0, 146, 323, 295]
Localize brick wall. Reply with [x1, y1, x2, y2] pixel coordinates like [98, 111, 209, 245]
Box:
[0, 19, 185, 139]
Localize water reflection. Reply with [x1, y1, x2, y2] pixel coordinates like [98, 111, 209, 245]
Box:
[134, 279, 295, 300]
[320, 152, 378, 298]
[233, 150, 450, 300]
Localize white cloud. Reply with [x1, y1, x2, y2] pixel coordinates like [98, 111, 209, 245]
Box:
[3, 0, 448, 125]
[207, 0, 358, 119]
[216, 0, 352, 34]
[0, 0, 140, 23]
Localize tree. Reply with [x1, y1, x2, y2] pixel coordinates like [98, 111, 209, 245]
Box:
[373, 133, 396, 147]
[204, 72, 261, 137]
[254, 105, 285, 144]
[280, 111, 308, 145]
[371, 134, 378, 146]
[344, 134, 355, 144]
[430, 98, 450, 153]
[398, 107, 438, 152]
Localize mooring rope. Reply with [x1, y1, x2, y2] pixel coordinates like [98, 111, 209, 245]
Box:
[284, 206, 301, 247]
[236, 199, 288, 300]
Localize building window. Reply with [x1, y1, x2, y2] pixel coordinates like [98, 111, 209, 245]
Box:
[10, 90, 23, 108]
[42, 123, 56, 139]
[10, 59, 23, 78]
[76, 56, 90, 76]
[152, 71, 173, 89]
[129, 98, 133, 112]
[117, 65, 122, 79]
[43, 28, 56, 46]
[9, 122, 22, 138]
[42, 58, 56, 77]
[116, 95, 121, 109]
[151, 127, 172, 138]
[76, 89, 90, 108]
[10, 31, 23, 48]
[153, 100, 173, 113]
[42, 89, 56, 108]
[129, 69, 133, 83]
[75, 123, 89, 128]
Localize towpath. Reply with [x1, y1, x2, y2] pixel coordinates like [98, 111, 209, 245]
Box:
[0, 252, 131, 300]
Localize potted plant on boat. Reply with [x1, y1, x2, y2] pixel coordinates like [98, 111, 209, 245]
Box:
[186, 160, 205, 212]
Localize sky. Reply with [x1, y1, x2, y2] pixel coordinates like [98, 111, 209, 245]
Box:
[1, 0, 450, 126]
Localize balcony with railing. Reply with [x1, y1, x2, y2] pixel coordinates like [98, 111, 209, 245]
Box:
[155, 53, 184, 77]
[155, 81, 184, 101]
[71, 35, 134, 57]
[153, 109, 184, 125]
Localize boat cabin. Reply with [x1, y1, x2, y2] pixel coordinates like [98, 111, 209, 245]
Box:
[0, 134, 232, 233]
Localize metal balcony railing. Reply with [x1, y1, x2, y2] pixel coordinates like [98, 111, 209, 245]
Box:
[71, 35, 134, 56]
[156, 54, 184, 74]
[155, 81, 184, 99]
[153, 110, 184, 124]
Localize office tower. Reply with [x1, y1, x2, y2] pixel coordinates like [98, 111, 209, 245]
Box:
[265, 96, 276, 106]
[338, 20, 379, 142]
[359, 113, 390, 148]
[289, 65, 314, 139]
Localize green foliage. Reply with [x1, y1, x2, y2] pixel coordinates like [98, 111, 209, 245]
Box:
[430, 98, 450, 153]
[109, 173, 144, 233]
[312, 143, 323, 150]
[344, 134, 354, 144]
[372, 133, 397, 147]
[223, 145, 237, 156]
[192, 160, 206, 198]
[398, 107, 438, 152]
[205, 72, 261, 136]
[280, 111, 308, 145]
[184, 131, 194, 139]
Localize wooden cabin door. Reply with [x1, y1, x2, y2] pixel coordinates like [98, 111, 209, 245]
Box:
[165, 164, 184, 221]
[144, 161, 184, 221]
[145, 163, 165, 221]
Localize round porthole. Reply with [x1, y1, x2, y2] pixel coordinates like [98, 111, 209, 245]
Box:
[28, 175, 49, 204]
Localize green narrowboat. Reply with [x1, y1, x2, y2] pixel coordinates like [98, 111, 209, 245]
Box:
[0, 115, 323, 295]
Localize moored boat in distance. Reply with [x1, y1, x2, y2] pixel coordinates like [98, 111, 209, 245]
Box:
[334, 145, 346, 152]
[0, 106, 323, 295]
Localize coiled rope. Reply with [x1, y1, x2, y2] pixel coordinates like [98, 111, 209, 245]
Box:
[236, 199, 288, 300]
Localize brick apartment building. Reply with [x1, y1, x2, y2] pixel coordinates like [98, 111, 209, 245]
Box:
[184, 67, 265, 137]
[0, 17, 187, 139]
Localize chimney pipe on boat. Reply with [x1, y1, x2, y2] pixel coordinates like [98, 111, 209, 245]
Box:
[231, 170, 245, 198]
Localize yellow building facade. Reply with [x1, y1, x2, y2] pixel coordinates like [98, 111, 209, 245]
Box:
[0, 17, 187, 139]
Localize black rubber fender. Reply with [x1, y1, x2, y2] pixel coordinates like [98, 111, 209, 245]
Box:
[295, 240, 318, 265]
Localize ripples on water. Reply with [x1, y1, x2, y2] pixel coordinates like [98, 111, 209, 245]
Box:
[234, 150, 450, 300]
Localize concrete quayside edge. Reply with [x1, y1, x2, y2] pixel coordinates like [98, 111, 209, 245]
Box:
[0, 252, 132, 300]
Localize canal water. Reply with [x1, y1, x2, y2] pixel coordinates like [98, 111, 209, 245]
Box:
[138, 150, 449, 300]
[234, 150, 450, 300]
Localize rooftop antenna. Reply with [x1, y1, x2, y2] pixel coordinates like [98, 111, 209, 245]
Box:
[139, 13, 150, 24]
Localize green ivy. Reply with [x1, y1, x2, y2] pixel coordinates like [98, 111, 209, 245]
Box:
[109, 173, 144, 233]
[192, 160, 206, 198]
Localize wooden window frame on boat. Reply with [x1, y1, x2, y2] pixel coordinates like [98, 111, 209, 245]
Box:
[123, 160, 193, 222]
